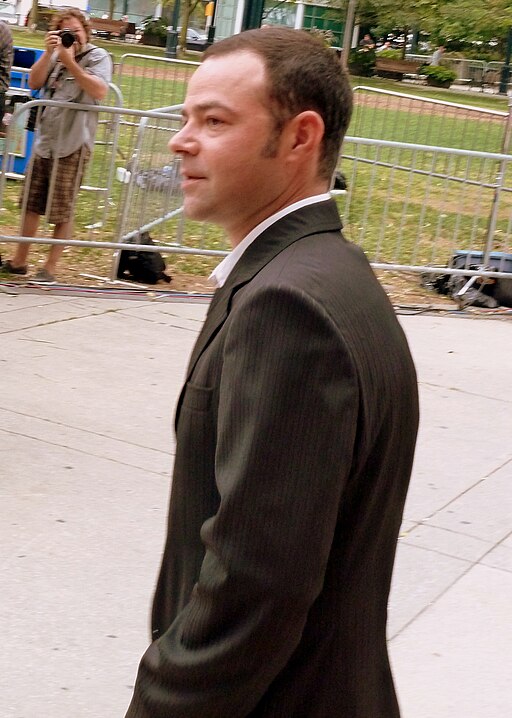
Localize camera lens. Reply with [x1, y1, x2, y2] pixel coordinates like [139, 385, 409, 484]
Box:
[60, 29, 75, 48]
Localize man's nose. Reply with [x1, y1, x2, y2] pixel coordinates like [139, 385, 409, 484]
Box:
[169, 124, 198, 155]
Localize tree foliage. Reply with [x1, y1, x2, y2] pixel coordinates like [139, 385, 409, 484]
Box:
[343, 0, 512, 52]
[435, 0, 512, 43]
[357, 0, 441, 36]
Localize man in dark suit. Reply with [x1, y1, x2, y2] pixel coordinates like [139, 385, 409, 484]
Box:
[126, 27, 419, 718]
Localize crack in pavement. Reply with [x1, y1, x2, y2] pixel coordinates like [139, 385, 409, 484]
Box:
[389, 529, 512, 640]
[422, 380, 512, 404]
[0, 425, 172, 476]
[0, 405, 172, 457]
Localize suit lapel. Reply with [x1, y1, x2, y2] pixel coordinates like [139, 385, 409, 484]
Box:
[175, 199, 342, 427]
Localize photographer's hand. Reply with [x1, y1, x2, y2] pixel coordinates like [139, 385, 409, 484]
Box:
[57, 42, 77, 69]
[45, 30, 61, 54]
[28, 31, 60, 90]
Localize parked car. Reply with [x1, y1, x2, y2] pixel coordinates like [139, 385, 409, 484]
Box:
[137, 18, 207, 51]
[0, 2, 18, 25]
[185, 27, 207, 51]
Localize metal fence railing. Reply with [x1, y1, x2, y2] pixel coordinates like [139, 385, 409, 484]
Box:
[115, 54, 200, 111]
[338, 136, 512, 277]
[405, 54, 507, 91]
[351, 86, 509, 154]
[1, 83, 123, 224]
[0, 98, 182, 250]
[1, 85, 512, 295]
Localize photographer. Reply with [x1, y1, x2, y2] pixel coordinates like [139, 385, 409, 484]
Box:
[3, 8, 112, 283]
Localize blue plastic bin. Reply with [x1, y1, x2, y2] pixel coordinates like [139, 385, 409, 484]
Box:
[3, 46, 45, 175]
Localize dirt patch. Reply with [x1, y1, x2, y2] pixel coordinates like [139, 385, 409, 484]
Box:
[117, 63, 196, 83]
[354, 89, 505, 123]
[376, 270, 454, 307]
[1, 240, 453, 307]
[0, 240, 213, 292]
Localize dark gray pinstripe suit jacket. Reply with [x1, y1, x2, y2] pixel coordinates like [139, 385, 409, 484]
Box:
[126, 199, 419, 718]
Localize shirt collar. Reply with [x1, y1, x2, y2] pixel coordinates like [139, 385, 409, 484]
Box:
[209, 193, 331, 288]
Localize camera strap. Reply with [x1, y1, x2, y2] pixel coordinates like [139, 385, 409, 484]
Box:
[39, 63, 57, 96]
[29, 47, 97, 129]
[74, 47, 95, 65]
[48, 47, 95, 98]
[35, 46, 96, 129]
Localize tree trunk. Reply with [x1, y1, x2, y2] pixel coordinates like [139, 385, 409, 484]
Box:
[401, 27, 408, 59]
[30, 0, 38, 28]
[109, 0, 115, 20]
[179, 2, 191, 55]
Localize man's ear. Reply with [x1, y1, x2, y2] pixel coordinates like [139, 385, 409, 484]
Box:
[285, 111, 325, 159]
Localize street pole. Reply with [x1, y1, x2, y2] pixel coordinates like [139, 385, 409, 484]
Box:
[165, 0, 181, 59]
[205, 0, 216, 46]
[171, 0, 181, 30]
[341, 0, 357, 71]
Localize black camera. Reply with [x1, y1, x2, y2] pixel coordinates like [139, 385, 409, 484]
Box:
[58, 28, 77, 48]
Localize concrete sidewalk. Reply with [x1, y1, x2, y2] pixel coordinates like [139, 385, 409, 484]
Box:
[0, 292, 510, 718]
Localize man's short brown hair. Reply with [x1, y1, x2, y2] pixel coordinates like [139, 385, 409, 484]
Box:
[204, 27, 353, 180]
[50, 8, 91, 41]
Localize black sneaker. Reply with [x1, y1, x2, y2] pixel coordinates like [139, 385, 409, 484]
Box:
[1, 260, 28, 276]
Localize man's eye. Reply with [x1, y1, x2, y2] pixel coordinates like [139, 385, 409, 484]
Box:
[206, 117, 223, 127]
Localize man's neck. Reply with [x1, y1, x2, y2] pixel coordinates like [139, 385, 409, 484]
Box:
[227, 183, 330, 248]
[210, 192, 333, 289]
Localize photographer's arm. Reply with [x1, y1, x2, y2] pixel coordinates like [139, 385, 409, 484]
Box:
[29, 32, 59, 89]
[29, 52, 54, 90]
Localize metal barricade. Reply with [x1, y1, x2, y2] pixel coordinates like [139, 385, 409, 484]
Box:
[2, 96, 512, 291]
[486, 61, 505, 75]
[483, 62, 505, 92]
[80, 83, 124, 229]
[116, 54, 200, 111]
[337, 135, 512, 277]
[465, 60, 486, 87]
[111, 101, 230, 281]
[404, 54, 429, 65]
[0, 86, 123, 240]
[351, 86, 508, 153]
[443, 58, 486, 84]
[111, 104, 184, 280]
[113, 108, 512, 284]
[0, 101, 228, 285]
[9, 65, 31, 92]
[0, 83, 123, 231]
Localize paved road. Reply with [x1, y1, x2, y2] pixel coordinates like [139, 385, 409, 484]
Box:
[1, 292, 510, 717]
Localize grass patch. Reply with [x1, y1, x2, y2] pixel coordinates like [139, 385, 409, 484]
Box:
[349, 103, 506, 153]
[350, 74, 509, 112]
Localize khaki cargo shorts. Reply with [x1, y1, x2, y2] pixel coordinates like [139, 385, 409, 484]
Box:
[21, 146, 90, 225]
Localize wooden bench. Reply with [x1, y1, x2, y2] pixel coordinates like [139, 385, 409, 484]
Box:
[375, 57, 421, 81]
[90, 17, 129, 40]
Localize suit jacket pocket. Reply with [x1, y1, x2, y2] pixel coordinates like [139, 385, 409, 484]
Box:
[182, 381, 214, 412]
